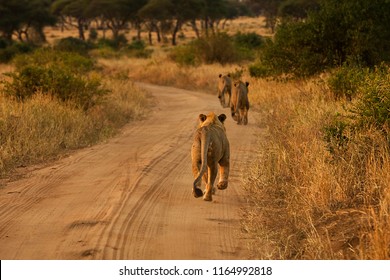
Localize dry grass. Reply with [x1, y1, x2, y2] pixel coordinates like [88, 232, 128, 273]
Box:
[0, 76, 150, 177]
[242, 77, 390, 260]
[98, 55, 245, 94]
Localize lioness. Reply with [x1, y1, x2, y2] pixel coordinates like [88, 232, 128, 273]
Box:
[217, 74, 232, 108]
[191, 112, 230, 201]
[230, 81, 249, 125]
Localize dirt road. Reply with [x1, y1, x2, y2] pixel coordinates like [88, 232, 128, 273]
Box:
[0, 83, 260, 260]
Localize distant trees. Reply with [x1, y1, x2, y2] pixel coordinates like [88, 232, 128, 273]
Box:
[251, 0, 390, 77]
[1, 0, 251, 45]
[0, 0, 56, 43]
[244, 0, 319, 31]
[51, 0, 92, 41]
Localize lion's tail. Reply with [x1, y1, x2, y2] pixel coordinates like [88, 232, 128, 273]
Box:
[193, 127, 210, 197]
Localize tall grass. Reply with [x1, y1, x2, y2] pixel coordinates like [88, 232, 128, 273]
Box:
[98, 56, 243, 94]
[243, 77, 390, 259]
[0, 76, 150, 177]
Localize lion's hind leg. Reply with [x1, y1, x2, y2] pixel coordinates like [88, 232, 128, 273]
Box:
[203, 165, 218, 201]
[192, 159, 203, 198]
[217, 158, 229, 190]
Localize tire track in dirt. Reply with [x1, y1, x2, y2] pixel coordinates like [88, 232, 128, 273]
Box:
[0, 83, 260, 260]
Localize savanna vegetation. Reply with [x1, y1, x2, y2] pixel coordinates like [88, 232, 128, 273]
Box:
[1, 0, 389, 259]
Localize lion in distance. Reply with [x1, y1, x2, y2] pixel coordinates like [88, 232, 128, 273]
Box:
[191, 112, 230, 201]
[217, 74, 232, 108]
[230, 80, 249, 125]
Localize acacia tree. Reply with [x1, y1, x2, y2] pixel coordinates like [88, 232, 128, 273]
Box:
[139, 0, 203, 46]
[257, 0, 390, 77]
[87, 0, 145, 40]
[0, 0, 55, 43]
[138, 0, 172, 45]
[51, 0, 92, 41]
[200, 0, 228, 35]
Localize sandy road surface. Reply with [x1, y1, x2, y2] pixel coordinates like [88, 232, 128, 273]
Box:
[0, 83, 260, 260]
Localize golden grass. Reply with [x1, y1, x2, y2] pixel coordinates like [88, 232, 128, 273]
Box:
[98, 55, 244, 94]
[242, 77, 390, 260]
[0, 76, 150, 177]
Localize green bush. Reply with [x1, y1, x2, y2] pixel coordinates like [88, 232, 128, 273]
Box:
[324, 65, 390, 152]
[233, 32, 264, 49]
[2, 49, 107, 110]
[323, 117, 350, 156]
[0, 42, 35, 63]
[88, 28, 98, 42]
[194, 32, 238, 64]
[351, 65, 390, 134]
[327, 64, 370, 100]
[12, 48, 94, 74]
[54, 37, 93, 56]
[256, 22, 325, 78]
[97, 34, 128, 50]
[124, 40, 152, 58]
[169, 44, 198, 66]
[248, 63, 272, 78]
[170, 33, 239, 66]
[257, 0, 390, 78]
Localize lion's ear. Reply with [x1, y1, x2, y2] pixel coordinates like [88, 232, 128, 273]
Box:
[219, 74, 222, 78]
[245, 82, 249, 87]
[199, 114, 207, 122]
[218, 114, 227, 123]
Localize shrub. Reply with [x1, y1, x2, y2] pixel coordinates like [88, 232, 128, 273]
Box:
[12, 48, 94, 74]
[170, 33, 239, 66]
[97, 34, 128, 50]
[257, 0, 390, 78]
[351, 65, 390, 135]
[125, 40, 153, 58]
[248, 63, 272, 78]
[88, 28, 98, 42]
[0, 42, 35, 63]
[168, 44, 198, 66]
[233, 32, 264, 49]
[193, 32, 238, 64]
[324, 65, 390, 154]
[257, 22, 326, 78]
[327, 64, 370, 100]
[2, 49, 107, 110]
[54, 37, 93, 56]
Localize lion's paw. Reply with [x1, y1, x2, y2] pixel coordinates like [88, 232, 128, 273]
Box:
[193, 187, 203, 198]
[217, 181, 228, 190]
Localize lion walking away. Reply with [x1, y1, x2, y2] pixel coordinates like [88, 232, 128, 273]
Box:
[191, 113, 230, 201]
[231, 81, 249, 125]
[217, 74, 232, 108]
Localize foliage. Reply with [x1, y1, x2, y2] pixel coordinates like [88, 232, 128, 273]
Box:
[170, 31, 264, 66]
[0, 0, 56, 42]
[324, 65, 390, 154]
[351, 65, 390, 135]
[97, 35, 128, 50]
[0, 42, 35, 63]
[2, 49, 107, 110]
[255, 0, 390, 78]
[327, 63, 370, 100]
[54, 37, 93, 55]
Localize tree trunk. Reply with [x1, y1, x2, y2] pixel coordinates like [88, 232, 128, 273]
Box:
[77, 18, 85, 41]
[190, 19, 200, 38]
[171, 20, 181, 46]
